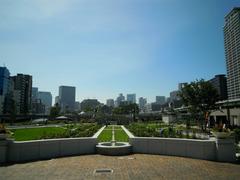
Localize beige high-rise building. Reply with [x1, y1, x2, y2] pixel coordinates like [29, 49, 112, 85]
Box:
[224, 7, 240, 100]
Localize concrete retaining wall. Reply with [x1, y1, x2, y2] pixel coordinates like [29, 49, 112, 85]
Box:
[0, 126, 107, 164]
[129, 137, 216, 161]
[129, 137, 236, 162]
[122, 126, 236, 162]
[0, 126, 105, 163]
[5, 137, 97, 163]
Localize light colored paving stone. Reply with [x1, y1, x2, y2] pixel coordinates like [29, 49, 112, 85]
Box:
[1, 154, 240, 180]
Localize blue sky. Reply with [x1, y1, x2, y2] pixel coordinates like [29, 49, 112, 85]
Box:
[0, 0, 239, 103]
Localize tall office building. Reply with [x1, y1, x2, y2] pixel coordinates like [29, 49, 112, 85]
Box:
[32, 87, 38, 102]
[38, 91, 52, 114]
[115, 93, 125, 107]
[127, 94, 136, 104]
[0, 67, 10, 114]
[31, 87, 43, 114]
[209, 74, 228, 100]
[138, 97, 147, 111]
[106, 99, 114, 107]
[31, 99, 45, 115]
[55, 96, 59, 105]
[0, 67, 10, 96]
[156, 96, 165, 105]
[59, 86, 76, 112]
[224, 7, 240, 100]
[11, 74, 32, 114]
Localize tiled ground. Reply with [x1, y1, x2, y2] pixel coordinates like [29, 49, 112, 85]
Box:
[1, 154, 240, 180]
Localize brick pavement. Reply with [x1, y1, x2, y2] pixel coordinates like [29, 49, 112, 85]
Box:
[1, 154, 240, 180]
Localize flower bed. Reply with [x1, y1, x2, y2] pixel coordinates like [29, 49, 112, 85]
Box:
[126, 123, 209, 139]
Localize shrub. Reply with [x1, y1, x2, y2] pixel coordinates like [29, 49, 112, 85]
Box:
[234, 128, 240, 144]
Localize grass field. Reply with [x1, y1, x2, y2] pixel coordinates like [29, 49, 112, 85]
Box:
[10, 123, 101, 141]
[10, 127, 66, 141]
[104, 125, 122, 130]
[98, 126, 129, 142]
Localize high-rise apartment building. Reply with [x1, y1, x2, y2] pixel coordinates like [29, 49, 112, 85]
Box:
[224, 7, 240, 100]
[59, 86, 76, 112]
[11, 74, 32, 114]
[127, 94, 136, 104]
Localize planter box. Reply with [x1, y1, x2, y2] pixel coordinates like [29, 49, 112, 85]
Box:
[212, 132, 231, 139]
[195, 133, 209, 140]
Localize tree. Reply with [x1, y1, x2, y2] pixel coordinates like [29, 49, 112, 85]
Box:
[112, 103, 139, 121]
[178, 79, 219, 131]
[97, 105, 112, 115]
[49, 103, 61, 120]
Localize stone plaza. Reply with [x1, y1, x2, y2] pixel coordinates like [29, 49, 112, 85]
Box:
[1, 154, 240, 180]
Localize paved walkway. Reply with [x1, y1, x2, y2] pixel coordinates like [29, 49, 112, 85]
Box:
[1, 154, 240, 180]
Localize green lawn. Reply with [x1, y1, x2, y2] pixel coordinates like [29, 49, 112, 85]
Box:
[104, 125, 122, 130]
[98, 126, 129, 142]
[115, 129, 129, 142]
[10, 123, 101, 141]
[11, 127, 66, 141]
[97, 129, 112, 142]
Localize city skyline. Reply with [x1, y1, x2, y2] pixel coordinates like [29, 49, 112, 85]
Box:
[0, 0, 238, 103]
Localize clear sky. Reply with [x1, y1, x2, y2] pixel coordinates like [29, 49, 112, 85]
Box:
[0, 0, 239, 103]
